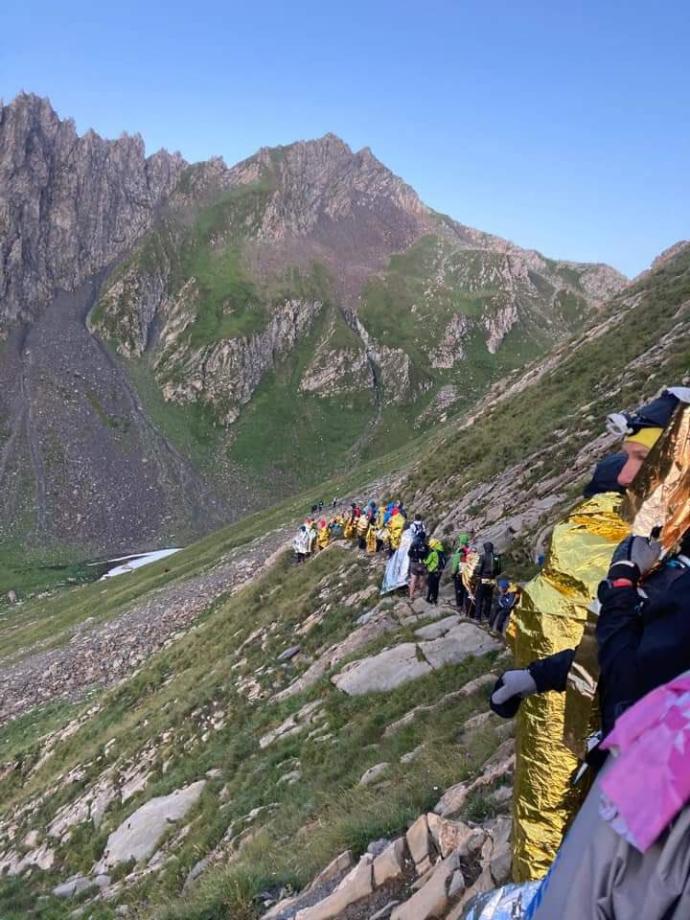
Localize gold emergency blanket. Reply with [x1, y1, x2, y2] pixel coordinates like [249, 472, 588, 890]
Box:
[510, 493, 629, 882]
[510, 405, 690, 882]
[624, 405, 690, 549]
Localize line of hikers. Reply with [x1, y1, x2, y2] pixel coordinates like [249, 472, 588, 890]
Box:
[293, 500, 521, 630]
[292, 499, 409, 563]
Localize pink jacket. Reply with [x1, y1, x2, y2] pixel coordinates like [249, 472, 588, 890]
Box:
[600, 670, 690, 852]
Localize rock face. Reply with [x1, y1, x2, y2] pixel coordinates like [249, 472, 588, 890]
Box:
[156, 298, 324, 424]
[0, 93, 184, 324]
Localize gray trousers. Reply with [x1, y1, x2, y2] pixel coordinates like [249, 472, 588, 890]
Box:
[531, 759, 690, 920]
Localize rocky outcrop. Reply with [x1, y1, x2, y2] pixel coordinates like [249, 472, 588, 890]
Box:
[94, 780, 206, 872]
[299, 346, 370, 397]
[431, 315, 470, 368]
[229, 133, 429, 245]
[156, 297, 323, 423]
[484, 301, 519, 354]
[0, 93, 184, 324]
[90, 253, 178, 357]
[260, 745, 515, 920]
[332, 621, 501, 696]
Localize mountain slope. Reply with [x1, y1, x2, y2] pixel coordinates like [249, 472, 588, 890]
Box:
[0, 241, 687, 920]
[0, 94, 626, 557]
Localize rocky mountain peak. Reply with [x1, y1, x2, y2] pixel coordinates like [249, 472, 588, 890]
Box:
[0, 93, 185, 323]
[647, 240, 690, 275]
[228, 131, 429, 239]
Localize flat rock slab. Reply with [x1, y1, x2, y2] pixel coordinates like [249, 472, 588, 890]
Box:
[333, 623, 500, 696]
[94, 780, 206, 871]
[418, 624, 501, 670]
[332, 644, 432, 696]
[414, 616, 460, 641]
[53, 874, 110, 898]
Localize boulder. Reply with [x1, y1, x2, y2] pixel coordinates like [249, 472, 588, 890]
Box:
[418, 623, 501, 670]
[400, 745, 424, 765]
[53, 874, 110, 898]
[434, 742, 515, 818]
[263, 851, 355, 920]
[373, 837, 406, 886]
[294, 853, 374, 919]
[405, 814, 435, 872]
[332, 644, 432, 696]
[306, 850, 354, 891]
[391, 851, 459, 920]
[359, 763, 390, 786]
[94, 780, 206, 871]
[427, 815, 485, 859]
[486, 816, 512, 885]
[449, 865, 494, 918]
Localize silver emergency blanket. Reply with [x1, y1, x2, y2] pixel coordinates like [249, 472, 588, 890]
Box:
[380, 528, 412, 594]
[461, 882, 540, 920]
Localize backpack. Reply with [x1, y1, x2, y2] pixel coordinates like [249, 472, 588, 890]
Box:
[437, 551, 448, 572]
[491, 553, 503, 578]
[409, 539, 427, 563]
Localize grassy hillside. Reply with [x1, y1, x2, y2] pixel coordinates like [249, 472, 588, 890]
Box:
[0, 544, 509, 920]
[0, 246, 687, 919]
[405, 242, 690, 512]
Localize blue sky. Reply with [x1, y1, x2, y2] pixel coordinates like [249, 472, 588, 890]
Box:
[2, 0, 689, 276]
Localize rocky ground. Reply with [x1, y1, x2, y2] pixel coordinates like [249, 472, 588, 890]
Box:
[0, 520, 295, 725]
[0, 530, 513, 919]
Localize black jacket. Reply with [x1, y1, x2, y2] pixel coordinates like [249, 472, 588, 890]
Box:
[408, 540, 428, 564]
[596, 562, 690, 734]
[516, 560, 690, 736]
[475, 541, 496, 578]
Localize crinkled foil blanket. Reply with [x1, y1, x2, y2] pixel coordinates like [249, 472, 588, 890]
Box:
[509, 406, 690, 881]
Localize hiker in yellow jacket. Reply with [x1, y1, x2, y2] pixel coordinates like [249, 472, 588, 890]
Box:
[387, 507, 405, 553]
[317, 519, 330, 551]
[356, 511, 370, 550]
[343, 504, 359, 540]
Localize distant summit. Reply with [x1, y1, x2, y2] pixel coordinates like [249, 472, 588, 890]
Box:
[0, 93, 627, 553]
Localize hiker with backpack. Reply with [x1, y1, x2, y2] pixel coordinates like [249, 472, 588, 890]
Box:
[472, 540, 501, 621]
[449, 532, 472, 610]
[409, 513, 426, 541]
[408, 531, 429, 600]
[489, 578, 520, 634]
[424, 538, 447, 605]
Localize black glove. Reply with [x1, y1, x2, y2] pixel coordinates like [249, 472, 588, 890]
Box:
[489, 669, 537, 719]
[607, 535, 662, 584]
